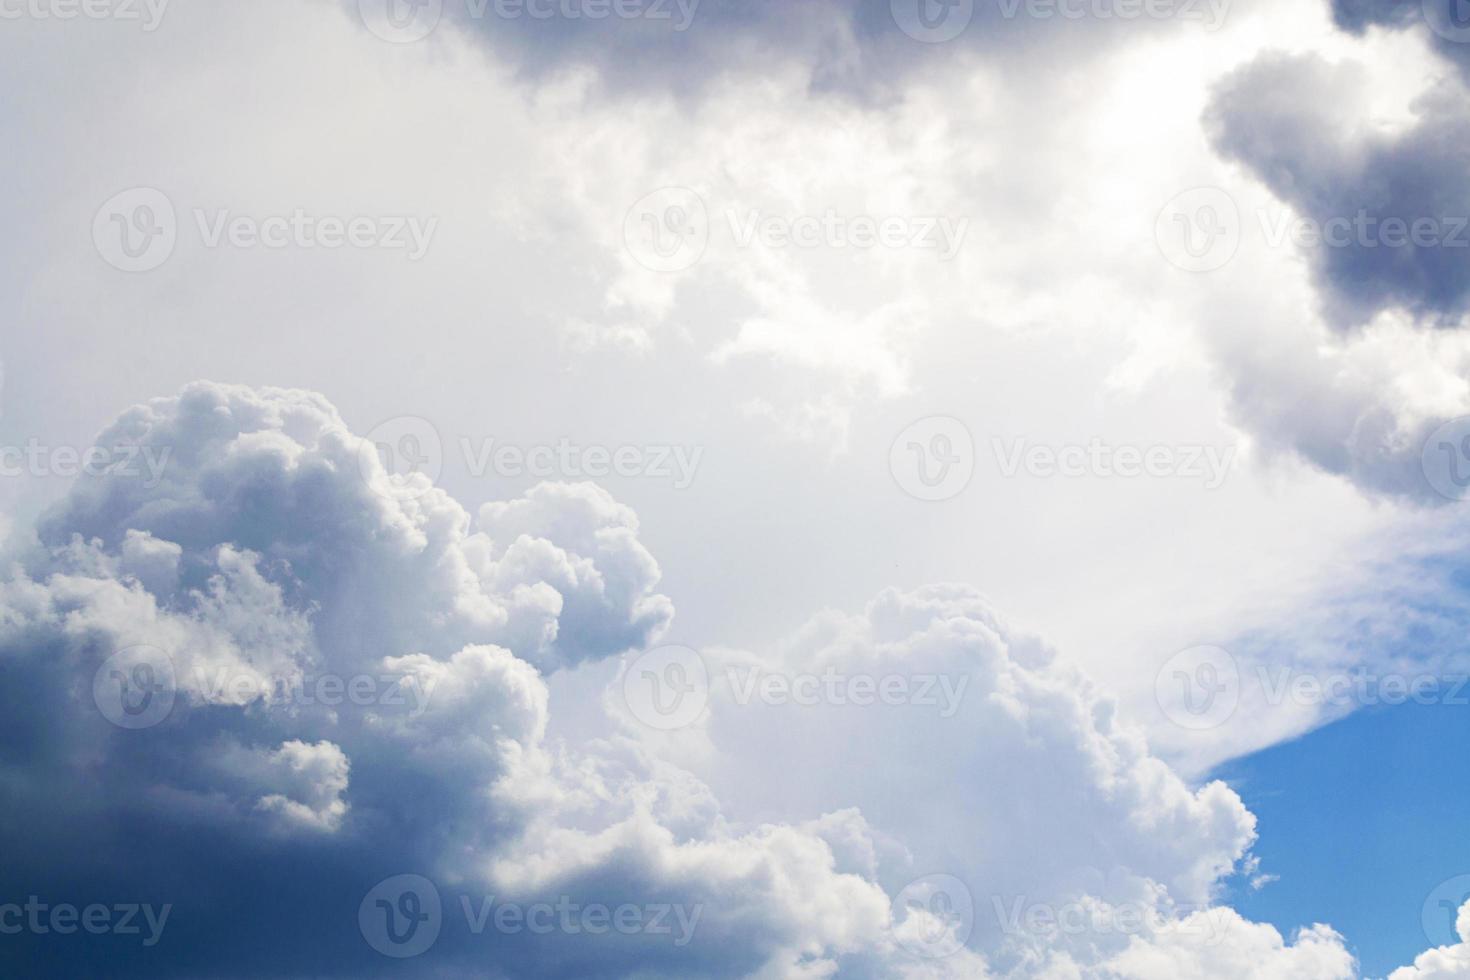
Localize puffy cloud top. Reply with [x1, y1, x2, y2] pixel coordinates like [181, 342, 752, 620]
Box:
[1390, 900, 1470, 979]
[0, 382, 1381, 977]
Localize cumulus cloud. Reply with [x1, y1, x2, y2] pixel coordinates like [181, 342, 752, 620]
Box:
[1200, 302, 1470, 501]
[1332, 1, 1470, 79]
[1094, 912, 1356, 979]
[0, 382, 898, 977]
[218, 738, 352, 833]
[1206, 50, 1470, 327]
[35, 381, 673, 672]
[365, 0, 1236, 99]
[635, 586, 1262, 963]
[0, 382, 743, 974]
[1390, 900, 1470, 979]
[1196, 36, 1470, 502]
[6, 0, 1468, 969]
[491, 62, 979, 449]
[0, 381, 1373, 977]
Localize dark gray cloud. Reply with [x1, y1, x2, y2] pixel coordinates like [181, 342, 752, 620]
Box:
[1331, 0, 1470, 77]
[0, 382, 892, 978]
[0, 383, 1349, 978]
[1206, 51, 1470, 326]
[350, 0, 1244, 98]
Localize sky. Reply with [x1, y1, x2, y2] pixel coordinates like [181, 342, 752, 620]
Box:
[1219, 701, 1470, 978]
[2, 0, 1470, 977]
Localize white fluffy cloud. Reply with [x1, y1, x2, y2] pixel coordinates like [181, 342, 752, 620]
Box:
[2, 0, 1465, 971]
[680, 586, 1256, 910]
[1091, 912, 1356, 979]
[619, 585, 1279, 971]
[1390, 902, 1470, 980]
[0, 382, 890, 976]
[36, 382, 673, 672]
[0, 381, 1380, 977]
